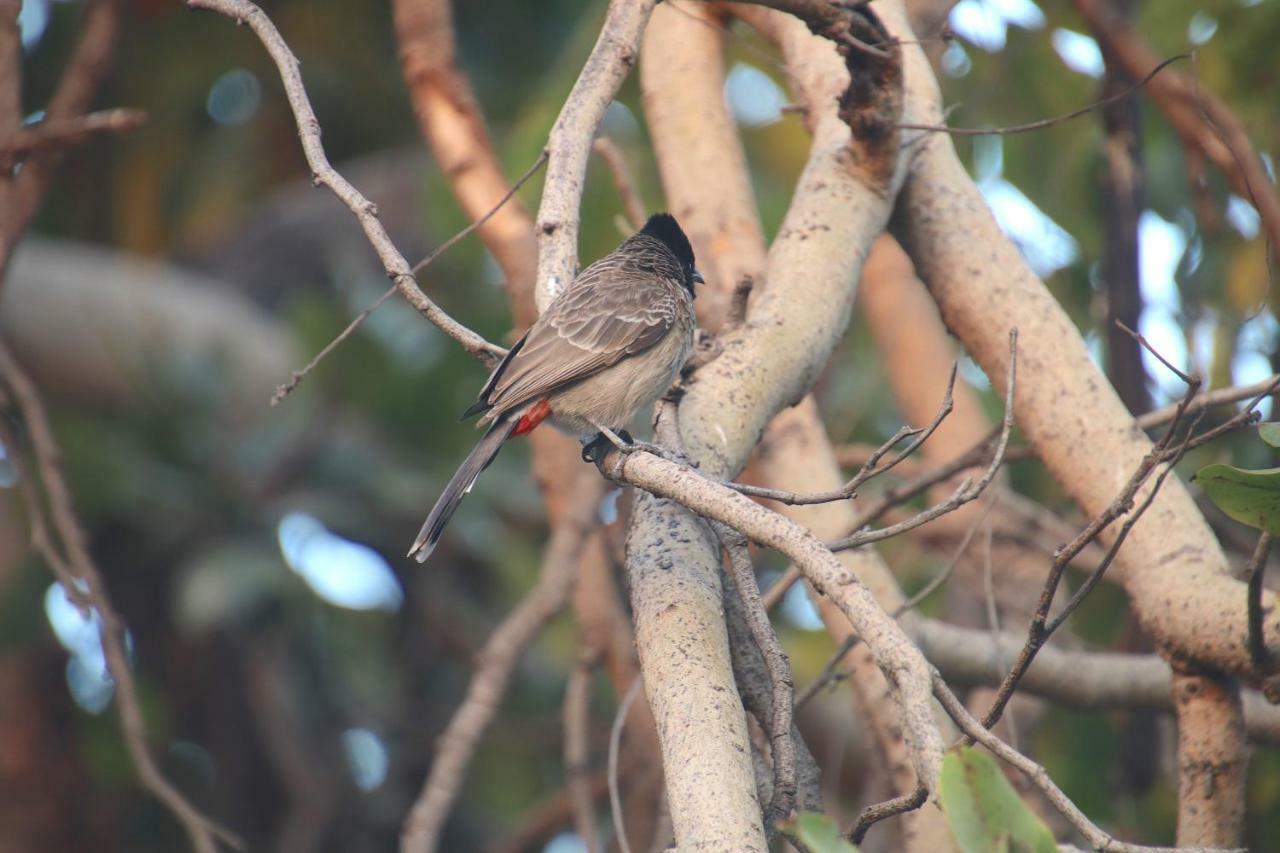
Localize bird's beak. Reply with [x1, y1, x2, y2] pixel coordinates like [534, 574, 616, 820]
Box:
[692, 270, 705, 285]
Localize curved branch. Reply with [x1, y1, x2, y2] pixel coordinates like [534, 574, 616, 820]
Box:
[400, 473, 604, 853]
[533, 0, 659, 311]
[186, 0, 504, 366]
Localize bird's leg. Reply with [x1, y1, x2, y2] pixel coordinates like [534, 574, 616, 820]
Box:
[588, 421, 695, 468]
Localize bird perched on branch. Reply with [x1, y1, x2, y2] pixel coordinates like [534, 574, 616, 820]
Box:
[408, 213, 702, 563]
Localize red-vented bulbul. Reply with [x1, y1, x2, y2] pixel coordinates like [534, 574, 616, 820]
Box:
[408, 213, 702, 562]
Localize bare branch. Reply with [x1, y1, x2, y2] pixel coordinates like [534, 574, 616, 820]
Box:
[0, 340, 240, 853]
[400, 473, 605, 853]
[534, 0, 659, 311]
[1137, 375, 1280, 431]
[933, 674, 1238, 853]
[714, 523, 797, 835]
[269, 152, 547, 405]
[1172, 664, 1246, 846]
[979, 379, 1273, 734]
[592, 137, 647, 231]
[608, 679, 644, 853]
[2, 0, 120, 282]
[732, 365, 956, 507]
[1074, 0, 1280, 265]
[1246, 532, 1275, 673]
[565, 655, 603, 853]
[847, 785, 927, 845]
[898, 54, 1189, 136]
[598, 446, 947, 800]
[0, 108, 145, 158]
[186, 0, 505, 366]
[828, 330, 1017, 552]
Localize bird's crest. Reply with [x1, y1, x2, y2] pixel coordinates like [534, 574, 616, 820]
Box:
[640, 213, 695, 270]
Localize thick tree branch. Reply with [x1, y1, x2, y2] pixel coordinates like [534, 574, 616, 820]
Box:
[1171, 663, 1246, 846]
[534, 0, 659, 311]
[601, 442, 947, 800]
[2, 0, 120, 282]
[882, 0, 1279, 681]
[715, 523, 798, 835]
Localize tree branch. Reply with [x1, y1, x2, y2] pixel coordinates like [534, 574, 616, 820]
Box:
[400, 473, 604, 853]
[533, 0, 659, 311]
[0, 108, 146, 159]
[0, 340, 240, 853]
[933, 674, 1236, 853]
[186, 0, 505, 366]
[1073, 0, 1280, 264]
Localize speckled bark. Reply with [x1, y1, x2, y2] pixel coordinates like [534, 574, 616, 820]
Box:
[626, 494, 767, 850]
[534, 0, 658, 312]
[1171, 665, 1246, 846]
[884, 0, 1279, 680]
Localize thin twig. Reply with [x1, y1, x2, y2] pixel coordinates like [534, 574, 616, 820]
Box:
[565, 654, 603, 853]
[846, 785, 926, 844]
[934, 674, 1236, 853]
[269, 152, 548, 405]
[187, 0, 506, 367]
[793, 494, 1000, 710]
[1246, 532, 1274, 673]
[898, 495, 1000, 613]
[400, 474, 604, 853]
[899, 54, 1189, 137]
[592, 137, 647, 231]
[828, 331, 1018, 552]
[1116, 319, 1193, 384]
[0, 108, 146, 158]
[1, 0, 120, 283]
[714, 523, 797, 835]
[978, 368, 1277, 732]
[609, 679, 643, 853]
[0, 340, 241, 853]
[733, 365, 957, 506]
[1136, 375, 1280, 431]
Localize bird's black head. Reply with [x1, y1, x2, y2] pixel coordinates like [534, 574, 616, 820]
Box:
[640, 213, 704, 292]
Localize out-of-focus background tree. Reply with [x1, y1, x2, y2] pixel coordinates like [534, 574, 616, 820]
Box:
[1, 1, 1278, 851]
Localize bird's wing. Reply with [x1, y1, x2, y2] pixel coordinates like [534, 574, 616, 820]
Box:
[483, 261, 683, 414]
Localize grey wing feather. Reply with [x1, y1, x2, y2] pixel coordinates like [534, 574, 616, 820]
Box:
[483, 263, 681, 415]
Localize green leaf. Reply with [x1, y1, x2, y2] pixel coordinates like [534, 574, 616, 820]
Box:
[940, 747, 1057, 853]
[1193, 463, 1280, 534]
[1260, 422, 1280, 448]
[779, 811, 860, 853]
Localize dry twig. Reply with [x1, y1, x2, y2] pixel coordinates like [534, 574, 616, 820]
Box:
[714, 523, 797, 835]
[933, 674, 1236, 853]
[400, 474, 605, 853]
[898, 54, 1188, 137]
[269, 153, 547, 405]
[0, 341, 239, 853]
[186, 0, 506, 367]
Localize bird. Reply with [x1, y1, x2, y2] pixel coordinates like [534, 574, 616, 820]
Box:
[408, 213, 703, 563]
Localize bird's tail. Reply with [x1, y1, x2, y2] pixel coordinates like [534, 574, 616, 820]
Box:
[408, 417, 516, 563]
